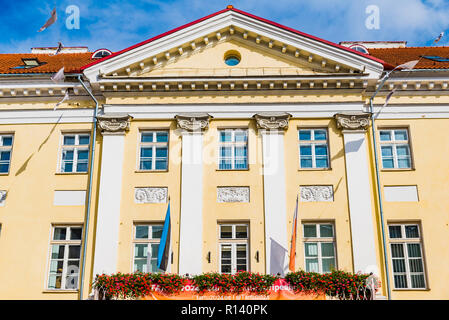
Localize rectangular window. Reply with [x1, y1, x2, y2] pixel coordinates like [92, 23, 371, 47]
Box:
[139, 131, 169, 171]
[60, 133, 90, 173]
[47, 225, 82, 290]
[218, 129, 248, 170]
[302, 223, 336, 273]
[299, 129, 329, 169]
[0, 134, 13, 174]
[219, 224, 249, 274]
[388, 223, 426, 289]
[379, 129, 412, 169]
[133, 224, 164, 273]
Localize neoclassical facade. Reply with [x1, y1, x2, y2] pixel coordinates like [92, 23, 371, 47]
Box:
[1, 6, 449, 299]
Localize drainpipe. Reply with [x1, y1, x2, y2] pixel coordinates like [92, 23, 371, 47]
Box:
[77, 75, 99, 300]
[368, 72, 393, 300]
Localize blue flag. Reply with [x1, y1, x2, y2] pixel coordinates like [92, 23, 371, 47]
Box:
[157, 201, 171, 271]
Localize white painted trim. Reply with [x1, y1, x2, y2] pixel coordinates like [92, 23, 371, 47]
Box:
[342, 131, 379, 275]
[92, 133, 126, 276]
[53, 190, 86, 206]
[104, 103, 365, 119]
[0, 109, 95, 124]
[178, 132, 204, 275]
[260, 131, 288, 275]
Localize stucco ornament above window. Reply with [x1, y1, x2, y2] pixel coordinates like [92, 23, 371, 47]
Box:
[334, 112, 371, 131]
[253, 112, 291, 131]
[175, 113, 212, 132]
[96, 113, 133, 134]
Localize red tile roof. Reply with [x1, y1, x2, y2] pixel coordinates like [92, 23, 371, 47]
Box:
[368, 46, 449, 70]
[0, 53, 95, 74]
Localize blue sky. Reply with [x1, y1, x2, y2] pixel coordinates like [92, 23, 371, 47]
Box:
[1, 0, 449, 53]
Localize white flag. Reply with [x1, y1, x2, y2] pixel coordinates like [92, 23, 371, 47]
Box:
[38, 8, 57, 32]
[54, 90, 69, 110]
[51, 67, 64, 82]
[396, 60, 419, 70]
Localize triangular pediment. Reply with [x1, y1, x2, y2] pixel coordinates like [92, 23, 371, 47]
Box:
[83, 8, 384, 83]
[133, 38, 335, 78]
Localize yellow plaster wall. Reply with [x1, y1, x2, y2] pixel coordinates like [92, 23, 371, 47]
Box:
[0, 121, 100, 299]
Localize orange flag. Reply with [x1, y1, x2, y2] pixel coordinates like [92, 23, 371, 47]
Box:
[289, 195, 299, 272]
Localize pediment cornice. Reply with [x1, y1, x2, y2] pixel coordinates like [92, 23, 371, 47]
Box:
[83, 10, 384, 83]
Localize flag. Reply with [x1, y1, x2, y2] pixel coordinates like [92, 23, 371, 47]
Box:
[434, 32, 444, 44]
[54, 90, 69, 110]
[157, 200, 171, 272]
[51, 67, 64, 82]
[38, 8, 57, 32]
[396, 60, 419, 70]
[288, 195, 299, 272]
[382, 88, 396, 108]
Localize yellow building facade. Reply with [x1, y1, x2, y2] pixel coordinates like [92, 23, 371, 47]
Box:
[0, 7, 448, 299]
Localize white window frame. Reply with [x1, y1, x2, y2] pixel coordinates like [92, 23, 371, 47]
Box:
[379, 128, 412, 169]
[46, 225, 83, 290]
[298, 128, 330, 169]
[138, 131, 169, 171]
[59, 133, 90, 173]
[302, 222, 337, 273]
[132, 224, 164, 273]
[388, 223, 427, 289]
[0, 134, 14, 174]
[218, 129, 248, 170]
[218, 224, 249, 274]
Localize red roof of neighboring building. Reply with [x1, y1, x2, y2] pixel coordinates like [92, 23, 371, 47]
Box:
[81, 6, 386, 71]
[368, 46, 449, 70]
[0, 53, 94, 74]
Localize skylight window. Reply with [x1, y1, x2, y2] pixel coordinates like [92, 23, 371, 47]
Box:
[420, 55, 449, 62]
[11, 58, 47, 69]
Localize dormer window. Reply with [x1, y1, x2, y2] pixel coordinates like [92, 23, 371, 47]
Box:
[349, 45, 369, 54]
[91, 49, 112, 59]
[11, 58, 47, 69]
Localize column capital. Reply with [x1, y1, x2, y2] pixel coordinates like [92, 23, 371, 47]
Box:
[175, 113, 212, 132]
[253, 112, 291, 131]
[334, 112, 371, 132]
[97, 113, 132, 135]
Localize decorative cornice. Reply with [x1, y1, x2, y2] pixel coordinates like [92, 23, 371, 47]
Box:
[97, 113, 132, 134]
[334, 112, 371, 131]
[254, 112, 291, 130]
[175, 113, 211, 132]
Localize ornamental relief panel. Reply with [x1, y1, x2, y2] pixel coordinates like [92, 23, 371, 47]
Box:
[135, 187, 168, 203]
[300, 186, 334, 202]
[0, 191, 6, 206]
[217, 187, 250, 203]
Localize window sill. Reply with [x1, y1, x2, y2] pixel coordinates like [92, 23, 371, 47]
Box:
[298, 168, 332, 171]
[0, 172, 10, 176]
[42, 289, 79, 293]
[392, 288, 430, 291]
[381, 168, 415, 172]
[55, 172, 88, 175]
[134, 170, 169, 173]
[216, 168, 250, 172]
